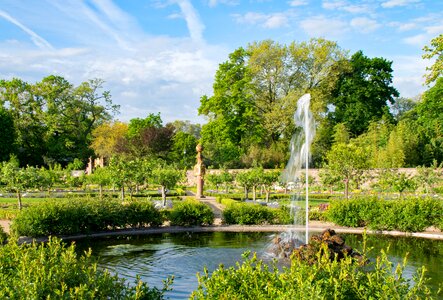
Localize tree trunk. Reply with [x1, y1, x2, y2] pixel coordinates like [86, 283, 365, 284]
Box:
[121, 186, 125, 200]
[265, 190, 270, 202]
[252, 186, 256, 201]
[17, 191, 22, 210]
[162, 186, 167, 206]
[244, 186, 249, 200]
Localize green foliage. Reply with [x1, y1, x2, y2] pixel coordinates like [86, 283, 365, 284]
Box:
[0, 76, 118, 166]
[169, 199, 214, 226]
[330, 50, 398, 136]
[0, 107, 15, 162]
[11, 198, 163, 237]
[222, 202, 288, 225]
[127, 112, 163, 139]
[423, 33, 442, 85]
[0, 237, 169, 299]
[191, 247, 435, 299]
[327, 197, 442, 232]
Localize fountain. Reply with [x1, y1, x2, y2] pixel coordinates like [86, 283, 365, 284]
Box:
[285, 94, 316, 240]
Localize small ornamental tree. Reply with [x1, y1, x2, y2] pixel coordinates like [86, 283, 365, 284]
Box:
[220, 169, 234, 193]
[260, 170, 280, 202]
[235, 171, 254, 200]
[206, 173, 224, 192]
[1, 156, 39, 210]
[38, 164, 63, 197]
[87, 166, 112, 199]
[152, 166, 183, 206]
[326, 143, 370, 199]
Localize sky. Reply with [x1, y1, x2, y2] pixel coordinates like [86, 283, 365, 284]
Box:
[0, 0, 442, 124]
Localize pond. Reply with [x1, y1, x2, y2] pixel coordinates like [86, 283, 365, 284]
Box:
[75, 232, 442, 299]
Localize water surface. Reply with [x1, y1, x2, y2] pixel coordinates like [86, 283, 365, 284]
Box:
[75, 232, 442, 299]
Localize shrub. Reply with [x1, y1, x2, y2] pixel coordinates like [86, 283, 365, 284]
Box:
[0, 226, 7, 242]
[11, 198, 163, 237]
[191, 246, 435, 299]
[0, 237, 169, 299]
[326, 197, 443, 232]
[222, 202, 288, 225]
[169, 199, 214, 226]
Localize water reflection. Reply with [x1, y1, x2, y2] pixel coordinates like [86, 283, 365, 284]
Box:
[75, 232, 442, 299]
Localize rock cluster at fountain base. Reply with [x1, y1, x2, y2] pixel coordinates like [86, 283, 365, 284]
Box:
[270, 229, 364, 264]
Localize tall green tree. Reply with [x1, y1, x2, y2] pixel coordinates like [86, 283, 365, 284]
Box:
[0, 107, 15, 161]
[415, 77, 443, 164]
[0, 76, 118, 166]
[329, 51, 399, 136]
[423, 34, 442, 85]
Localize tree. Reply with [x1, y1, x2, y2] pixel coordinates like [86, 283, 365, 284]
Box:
[169, 120, 201, 139]
[199, 47, 260, 167]
[0, 107, 15, 162]
[0, 76, 119, 166]
[325, 143, 370, 199]
[423, 34, 443, 85]
[391, 97, 417, 122]
[127, 113, 162, 139]
[90, 122, 128, 160]
[415, 77, 443, 164]
[37, 164, 63, 197]
[151, 166, 183, 206]
[260, 170, 280, 202]
[329, 51, 399, 136]
[1, 156, 39, 209]
[168, 131, 198, 169]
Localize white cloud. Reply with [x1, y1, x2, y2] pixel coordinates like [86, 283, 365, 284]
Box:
[389, 55, 429, 97]
[288, 0, 308, 6]
[350, 17, 380, 33]
[0, 1, 229, 123]
[299, 15, 348, 38]
[322, 0, 346, 10]
[0, 9, 53, 50]
[207, 0, 239, 7]
[389, 21, 417, 31]
[232, 12, 289, 29]
[381, 0, 421, 8]
[174, 0, 205, 43]
[322, 1, 373, 14]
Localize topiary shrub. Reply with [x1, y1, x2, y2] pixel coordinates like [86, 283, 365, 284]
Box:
[169, 199, 214, 226]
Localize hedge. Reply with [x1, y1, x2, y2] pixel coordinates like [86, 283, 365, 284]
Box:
[11, 198, 163, 237]
[326, 197, 442, 232]
[169, 199, 214, 226]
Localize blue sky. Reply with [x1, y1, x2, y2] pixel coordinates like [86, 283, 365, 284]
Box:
[0, 0, 442, 123]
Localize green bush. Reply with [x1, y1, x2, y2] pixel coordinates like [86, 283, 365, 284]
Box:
[191, 247, 435, 299]
[11, 198, 163, 237]
[169, 199, 214, 226]
[327, 197, 442, 232]
[222, 202, 289, 225]
[0, 237, 170, 299]
[0, 226, 7, 242]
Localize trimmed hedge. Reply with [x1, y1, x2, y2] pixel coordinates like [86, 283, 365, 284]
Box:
[11, 198, 163, 237]
[327, 197, 443, 232]
[222, 201, 291, 225]
[0, 237, 169, 299]
[169, 199, 214, 226]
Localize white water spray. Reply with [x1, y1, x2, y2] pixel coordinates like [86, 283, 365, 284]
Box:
[282, 94, 315, 245]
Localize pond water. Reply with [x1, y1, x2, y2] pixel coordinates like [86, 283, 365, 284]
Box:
[75, 232, 442, 299]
